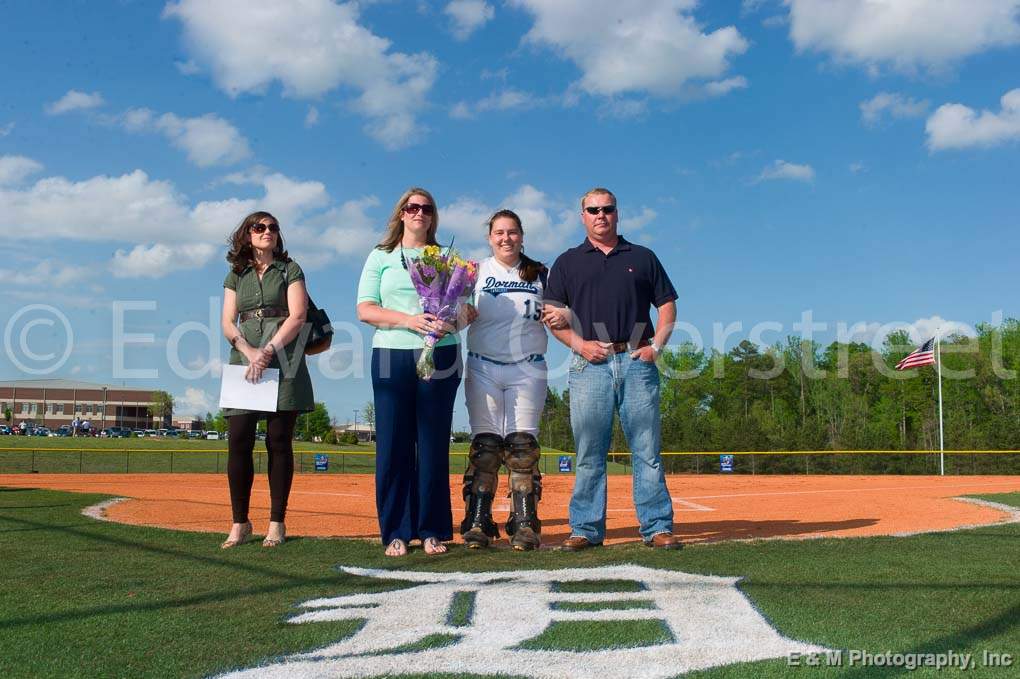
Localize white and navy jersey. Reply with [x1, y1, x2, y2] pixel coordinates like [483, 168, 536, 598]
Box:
[466, 256, 548, 362]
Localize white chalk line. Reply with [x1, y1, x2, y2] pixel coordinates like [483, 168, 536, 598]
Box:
[677, 479, 1020, 501]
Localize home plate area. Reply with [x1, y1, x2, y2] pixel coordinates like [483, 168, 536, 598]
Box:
[216, 565, 830, 679]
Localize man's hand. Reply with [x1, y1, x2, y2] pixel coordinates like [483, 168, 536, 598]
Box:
[542, 306, 570, 330]
[630, 344, 658, 363]
[578, 340, 611, 363]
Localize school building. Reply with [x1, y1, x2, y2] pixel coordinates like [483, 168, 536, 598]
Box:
[0, 379, 160, 430]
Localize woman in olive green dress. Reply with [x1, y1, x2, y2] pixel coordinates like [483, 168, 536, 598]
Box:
[219, 211, 314, 549]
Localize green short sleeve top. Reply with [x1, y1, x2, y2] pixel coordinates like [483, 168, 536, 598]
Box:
[357, 247, 459, 350]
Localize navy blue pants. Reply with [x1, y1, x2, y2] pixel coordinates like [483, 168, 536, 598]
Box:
[372, 345, 461, 545]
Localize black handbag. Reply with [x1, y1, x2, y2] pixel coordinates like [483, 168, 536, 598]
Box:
[305, 296, 333, 355]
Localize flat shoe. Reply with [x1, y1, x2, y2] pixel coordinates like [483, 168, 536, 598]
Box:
[221, 522, 252, 549]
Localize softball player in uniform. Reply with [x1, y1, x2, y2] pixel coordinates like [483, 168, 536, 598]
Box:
[461, 209, 554, 550]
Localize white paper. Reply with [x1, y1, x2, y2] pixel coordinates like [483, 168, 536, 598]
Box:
[218, 364, 279, 412]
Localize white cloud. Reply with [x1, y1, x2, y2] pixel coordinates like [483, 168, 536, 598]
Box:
[314, 196, 383, 257]
[111, 242, 219, 278]
[784, 0, 1020, 73]
[909, 316, 977, 343]
[0, 155, 44, 186]
[510, 0, 748, 98]
[6, 169, 191, 241]
[122, 108, 252, 167]
[0, 259, 94, 287]
[442, 185, 585, 258]
[6, 159, 378, 275]
[859, 92, 929, 126]
[925, 88, 1020, 151]
[445, 0, 494, 40]
[186, 356, 224, 378]
[46, 89, 105, 115]
[755, 159, 815, 183]
[625, 207, 657, 231]
[849, 161, 866, 174]
[175, 59, 201, 75]
[163, 0, 438, 149]
[704, 76, 749, 97]
[305, 106, 320, 127]
[175, 387, 215, 417]
[0, 122, 14, 137]
[450, 89, 541, 119]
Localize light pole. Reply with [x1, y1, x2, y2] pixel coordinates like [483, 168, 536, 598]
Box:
[353, 408, 359, 441]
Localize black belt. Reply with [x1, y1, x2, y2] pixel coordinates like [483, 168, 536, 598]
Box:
[239, 306, 288, 322]
[607, 339, 650, 354]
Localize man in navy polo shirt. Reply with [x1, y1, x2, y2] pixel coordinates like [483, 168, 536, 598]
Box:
[544, 187, 682, 551]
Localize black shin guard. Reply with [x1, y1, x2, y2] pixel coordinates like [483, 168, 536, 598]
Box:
[462, 433, 503, 546]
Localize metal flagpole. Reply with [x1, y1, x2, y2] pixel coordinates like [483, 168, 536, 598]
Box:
[936, 328, 945, 475]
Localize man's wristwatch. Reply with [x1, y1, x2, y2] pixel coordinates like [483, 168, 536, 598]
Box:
[650, 341, 662, 356]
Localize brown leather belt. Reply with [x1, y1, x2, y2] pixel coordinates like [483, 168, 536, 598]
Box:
[607, 339, 650, 354]
[239, 306, 288, 322]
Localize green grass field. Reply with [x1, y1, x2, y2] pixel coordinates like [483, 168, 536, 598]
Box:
[1, 487, 1018, 678]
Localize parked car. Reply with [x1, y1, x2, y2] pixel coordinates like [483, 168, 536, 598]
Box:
[187, 430, 202, 439]
[101, 426, 130, 438]
[0, 425, 11, 435]
[54, 425, 73, 437]
[34, 427, 51, 437]
[143, 429, 157, 437]
[205, 431, 220, 440]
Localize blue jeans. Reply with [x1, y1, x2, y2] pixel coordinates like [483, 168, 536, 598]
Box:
[568, 352, 674, 542]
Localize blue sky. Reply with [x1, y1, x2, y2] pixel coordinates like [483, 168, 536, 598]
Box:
[2, 0, 1018, 428]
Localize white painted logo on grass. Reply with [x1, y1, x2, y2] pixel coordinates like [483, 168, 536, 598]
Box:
[219, 565, 828, 679]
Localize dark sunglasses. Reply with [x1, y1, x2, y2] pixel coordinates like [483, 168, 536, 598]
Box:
[250, 222, 280, 234]
[403, 202, 435, 216]
[584, 205, 617, 215]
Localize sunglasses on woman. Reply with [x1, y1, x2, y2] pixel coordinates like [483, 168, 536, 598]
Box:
[402, 203, 435, 216]
[250, 222, 280, 234]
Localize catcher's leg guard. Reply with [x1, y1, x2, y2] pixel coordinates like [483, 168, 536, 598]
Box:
[461, 433, 503, 548]
[504, 432, 542, 551]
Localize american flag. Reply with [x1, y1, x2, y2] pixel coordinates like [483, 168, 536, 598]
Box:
[895, 337, 936, 370]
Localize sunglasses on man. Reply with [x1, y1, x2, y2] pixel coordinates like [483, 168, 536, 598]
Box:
[250, 222, 280, 234]
[584, 205, 617, 215]
[402, 202, 435, 216]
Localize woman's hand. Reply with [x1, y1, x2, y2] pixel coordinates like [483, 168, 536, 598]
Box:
[542, 306, 570, 330]
[242, 346, 270, 382]
[456, 303, 479, 330]
[404, 313, 447, 336]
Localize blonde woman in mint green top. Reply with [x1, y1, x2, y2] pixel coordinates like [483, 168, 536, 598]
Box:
[357, 187, 476, 558]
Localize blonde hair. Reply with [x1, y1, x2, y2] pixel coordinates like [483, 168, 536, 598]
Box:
[377, 187, 440, 252]
[580, 187, 616, 209]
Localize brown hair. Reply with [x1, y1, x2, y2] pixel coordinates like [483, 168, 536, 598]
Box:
[226, 211, 290, 275]
[580, 186, 616, 209]
[488, 209, 545, 284]
[376, 187, 440, 252]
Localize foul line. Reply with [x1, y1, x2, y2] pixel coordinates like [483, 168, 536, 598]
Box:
[678, 479, 1020, 501]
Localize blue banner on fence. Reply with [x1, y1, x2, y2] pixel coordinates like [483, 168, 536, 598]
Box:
[314, 454, 329, 472]
[720, 454, 734, 473]
[558, 455, 573, 473]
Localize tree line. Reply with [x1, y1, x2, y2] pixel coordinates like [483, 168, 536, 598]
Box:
[539, 320, 1020, 474]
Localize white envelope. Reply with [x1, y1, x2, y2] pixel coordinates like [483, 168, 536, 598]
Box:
[218, 364, 280, 412]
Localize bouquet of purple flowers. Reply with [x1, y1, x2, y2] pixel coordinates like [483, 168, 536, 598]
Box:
[407, 245, 479, 379]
